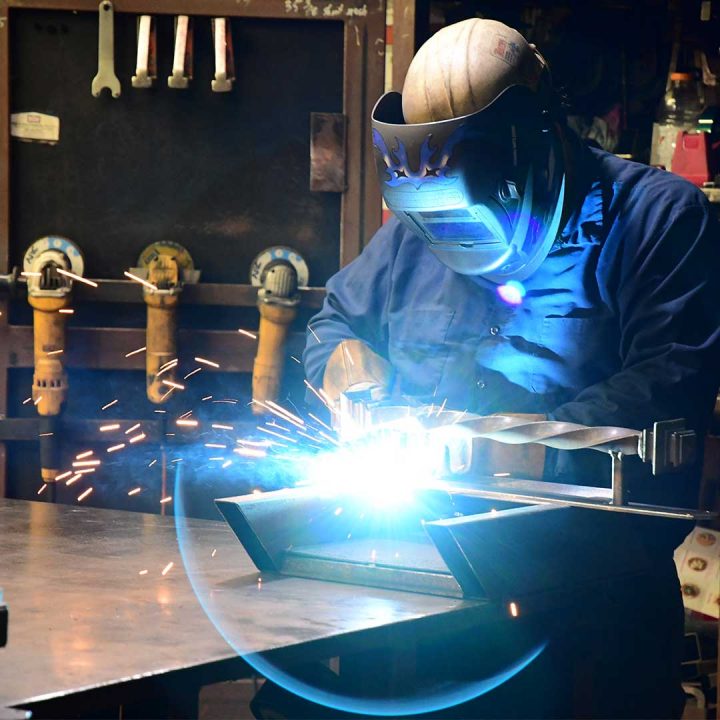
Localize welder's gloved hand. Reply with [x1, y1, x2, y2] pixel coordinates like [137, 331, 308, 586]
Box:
[472, 413, 547, 481]
[322, 339, 393, 440]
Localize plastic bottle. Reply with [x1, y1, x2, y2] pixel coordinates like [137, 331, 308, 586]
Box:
[650, 72, 705, 170]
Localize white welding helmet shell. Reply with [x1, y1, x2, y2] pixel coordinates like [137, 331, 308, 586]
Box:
[371, 19, 566, 282]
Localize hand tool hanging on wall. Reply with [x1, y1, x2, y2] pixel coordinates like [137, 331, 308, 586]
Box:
[168, 16, 193, 89]
[131, 242, 198, 515]
[131, 15, 157, 88]
[24, 237, 84, 495]
[211, 18, 235, 92]
[250, 248, 308, 413]
[91, 0, 121, 98]
[131, 242, 199, 403]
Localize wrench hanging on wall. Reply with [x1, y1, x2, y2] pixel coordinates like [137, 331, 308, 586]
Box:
[91, 0, 121, 98]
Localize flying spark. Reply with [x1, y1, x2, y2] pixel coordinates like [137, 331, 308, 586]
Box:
[125, 346, 146, 358]
[77, 487, 93, 502]
[124, 270, 157, 291]
[55, 470, 72, 481]
[57, 268, 98, 287]
[238, 329, 258, 339]
[125, 423, 141, 435]
[266, 400, 305, 427]
[234, 447, 266, 459]
[176, 418, 199, 428]
[128, 487, 142, 496]
[303, 380, 331, 409]
[212, 423, 234, 430]
[308, 325, 321, 344]
[72, 459, 100, 467]
[37, 484, 47, 495]
[100, 423, 120, 432]
[160, 496, 173, 504]
[237, 439, 273, 448]
[194, 356, 219, 368]
[138, 569, 148, 575]
[266, 420, 290, 433]
[76, 450, 93, 459]
[58, 308, 74, 314]
[161, 561, 174, 576]
[22, 397, 32, 405]
[46, 349, 64, 356]
[162, 380, 185, 391]
[258, 426, 298, 443]
[183, 368, 202, 380]
[66, 474, 82, 486]
[128, 433, 146, 444]
[107, 443, 125, 453]
[101, 399, 118, 410]
[307, 412, 333, 433]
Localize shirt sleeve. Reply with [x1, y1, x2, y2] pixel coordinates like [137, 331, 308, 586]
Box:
[302, 219, 403, 391]
[547, 201, 720, 507]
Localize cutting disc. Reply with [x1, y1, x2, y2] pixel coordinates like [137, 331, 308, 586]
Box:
[23, 236, 84, 277]
[250, 247, 309, 288]
[136, 241, 195, 272]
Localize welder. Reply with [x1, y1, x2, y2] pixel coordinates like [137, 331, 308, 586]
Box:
[303, 18, 720, 719]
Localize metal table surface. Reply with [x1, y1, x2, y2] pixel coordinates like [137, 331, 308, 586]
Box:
[0, 499, 482, 712]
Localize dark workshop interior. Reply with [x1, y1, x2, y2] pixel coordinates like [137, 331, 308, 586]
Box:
[1, 0, 720, 718]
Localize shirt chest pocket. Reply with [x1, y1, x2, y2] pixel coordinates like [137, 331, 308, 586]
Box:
[388, 309, 455, 397]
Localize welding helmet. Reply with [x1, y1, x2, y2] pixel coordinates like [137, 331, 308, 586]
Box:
[371, 19, 566, 282]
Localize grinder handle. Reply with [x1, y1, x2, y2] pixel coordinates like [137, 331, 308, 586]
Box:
[145, 295, 178, 404]
[252, 302, 296, 412]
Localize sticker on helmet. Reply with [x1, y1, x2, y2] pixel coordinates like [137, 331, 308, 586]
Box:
[493, 35, 521, 67]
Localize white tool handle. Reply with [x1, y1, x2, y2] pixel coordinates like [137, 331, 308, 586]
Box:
[168, 16, 190, 89]
[132, 15, 153, 88]
[212, 18, 233, 92]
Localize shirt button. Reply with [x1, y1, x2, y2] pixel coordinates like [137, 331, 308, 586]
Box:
[489, 325, 500, 336]
[476, 380, 486, 390]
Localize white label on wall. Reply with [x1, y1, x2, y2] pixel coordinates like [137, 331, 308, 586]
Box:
[10, 112, 60, 144]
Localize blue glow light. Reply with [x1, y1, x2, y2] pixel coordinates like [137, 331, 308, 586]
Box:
[174, 416, 548, 716]
[299, 417, 453, 508]
[497, 280, 526, 306]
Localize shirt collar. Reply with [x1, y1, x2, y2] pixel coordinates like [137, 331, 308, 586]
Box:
[557, 137, 605, 245]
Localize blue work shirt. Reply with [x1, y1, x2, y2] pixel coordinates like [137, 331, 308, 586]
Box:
[304, 139, 720, 510]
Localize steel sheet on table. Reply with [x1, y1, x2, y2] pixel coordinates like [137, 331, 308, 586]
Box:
[0, 499, 482, 711]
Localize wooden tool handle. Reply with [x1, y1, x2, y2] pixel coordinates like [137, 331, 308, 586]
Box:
[252, 302, 297, 413]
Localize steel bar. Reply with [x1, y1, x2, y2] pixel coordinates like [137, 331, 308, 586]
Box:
[421, 410, 641, 455]
[443, 483, 713, 521]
